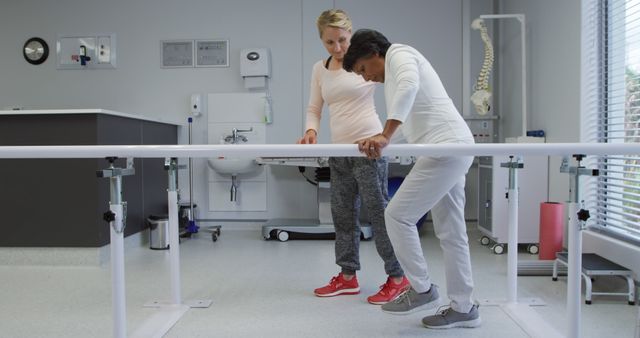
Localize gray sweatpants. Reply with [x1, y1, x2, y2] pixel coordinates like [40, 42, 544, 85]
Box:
[329, 157, 404, 277]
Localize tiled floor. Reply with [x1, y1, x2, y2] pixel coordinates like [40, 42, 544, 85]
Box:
[0, 227, 637, 338]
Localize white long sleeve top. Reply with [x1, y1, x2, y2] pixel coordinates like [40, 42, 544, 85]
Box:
[305, 60, 382, 144]
[384, 44, 474, 145]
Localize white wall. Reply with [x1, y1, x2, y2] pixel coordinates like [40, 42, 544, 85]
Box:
[498, 0, 581, 205]
[6, 0, 637, 279]
[497, 0, 640, 279]
[303, 0, 463, 143]
[0, 0, 315, 222]
[0, 0, 467, 223]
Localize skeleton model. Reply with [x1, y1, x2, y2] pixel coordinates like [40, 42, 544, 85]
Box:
[471, 18, 494, 115]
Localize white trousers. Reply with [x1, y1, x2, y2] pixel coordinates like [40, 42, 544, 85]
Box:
[385, 154, 474, 313]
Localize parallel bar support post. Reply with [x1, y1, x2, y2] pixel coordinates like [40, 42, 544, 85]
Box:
[110, 201, 126, 338]
[97, 157, 135, 338]
[166, 158, 182, 305]
[566, 201, 582, 338]
[560, 154, 599, 338]
[187, 118, 198, 233]
[501, 156, 524, 303]
[635, 303, 640, 338]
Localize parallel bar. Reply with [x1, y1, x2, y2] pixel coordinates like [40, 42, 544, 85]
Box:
[0, 143, 638, 159]
[4, 142, 640, 338]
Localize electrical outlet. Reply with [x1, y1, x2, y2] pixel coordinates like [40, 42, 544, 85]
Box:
[97, 36, 111, 64]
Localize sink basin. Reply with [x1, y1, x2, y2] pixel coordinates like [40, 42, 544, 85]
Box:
[207, 157, 259, 175]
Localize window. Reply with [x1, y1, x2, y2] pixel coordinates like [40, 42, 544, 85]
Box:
[589, 0, 640, 242]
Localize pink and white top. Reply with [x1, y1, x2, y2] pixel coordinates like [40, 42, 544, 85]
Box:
[305, 60, 382, 144]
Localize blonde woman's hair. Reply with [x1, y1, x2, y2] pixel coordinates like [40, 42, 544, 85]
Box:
[316, 9, 352, 38]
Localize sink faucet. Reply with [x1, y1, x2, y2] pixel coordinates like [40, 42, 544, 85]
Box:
[224, 127, 253, 144]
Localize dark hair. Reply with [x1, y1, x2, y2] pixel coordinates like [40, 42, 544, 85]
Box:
[343, 29, 391, 72]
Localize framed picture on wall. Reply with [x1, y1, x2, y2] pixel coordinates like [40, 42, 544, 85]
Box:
[161, 40, 194, 68]
[195, 39, 229, 67]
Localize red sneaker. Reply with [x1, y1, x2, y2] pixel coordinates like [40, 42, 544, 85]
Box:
[367, 276, 410, 305]
[314, 273, 360, 297]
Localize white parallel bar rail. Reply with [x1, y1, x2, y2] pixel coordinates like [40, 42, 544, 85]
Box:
[0, 142, 638, 159]
[2, 142, 639, 338]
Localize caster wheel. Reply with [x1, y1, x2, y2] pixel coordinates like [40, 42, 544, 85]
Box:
[492, 244, 505, 255]
[585, 300, 592, 305]
[480, 236, 491, 246]
[552, 277, 558, 282]
[211, 233, 218, 242]
[527, 244, 539, 255]
[277, 230, 289, 242]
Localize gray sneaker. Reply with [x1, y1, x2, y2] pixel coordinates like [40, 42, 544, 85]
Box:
[381, 285, 440, 315]
[422, 304, 481, 329]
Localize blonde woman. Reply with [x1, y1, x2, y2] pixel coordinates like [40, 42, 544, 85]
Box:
[298, 9, 409, 305]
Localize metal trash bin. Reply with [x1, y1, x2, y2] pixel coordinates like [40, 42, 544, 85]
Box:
[148, 215, 169, 250]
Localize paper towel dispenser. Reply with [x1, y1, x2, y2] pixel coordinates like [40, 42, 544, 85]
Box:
[240, 48, 271, 78]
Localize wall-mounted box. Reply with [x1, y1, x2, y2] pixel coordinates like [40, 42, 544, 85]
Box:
[240, 48, 271, 77]
[56, 34, 116, 69]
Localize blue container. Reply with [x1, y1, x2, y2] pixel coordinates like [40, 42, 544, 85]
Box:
[388, 177, 427, 229]
[526, 130, 545, 137]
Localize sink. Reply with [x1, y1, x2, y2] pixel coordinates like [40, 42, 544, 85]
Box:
[207, 157, 260, 175]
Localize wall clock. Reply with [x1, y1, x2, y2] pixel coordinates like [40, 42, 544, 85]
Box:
[23, 37, 49, 65]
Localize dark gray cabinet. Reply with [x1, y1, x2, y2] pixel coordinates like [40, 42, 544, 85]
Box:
[0, 112, 178, 247]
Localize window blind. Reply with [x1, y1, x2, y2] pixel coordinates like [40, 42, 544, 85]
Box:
[587, 0, 640, 241]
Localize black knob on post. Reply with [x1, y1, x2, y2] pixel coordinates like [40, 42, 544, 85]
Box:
[103, 210, 116, 223]
[577, 209, 591, 222]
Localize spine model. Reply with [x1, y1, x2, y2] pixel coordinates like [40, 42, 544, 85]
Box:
[471, 18, 494, 115]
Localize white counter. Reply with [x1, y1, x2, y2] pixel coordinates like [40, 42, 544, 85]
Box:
[0, 109, 185, 126]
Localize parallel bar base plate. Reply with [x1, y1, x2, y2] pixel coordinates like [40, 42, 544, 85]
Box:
[130, 304, 189, 338]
